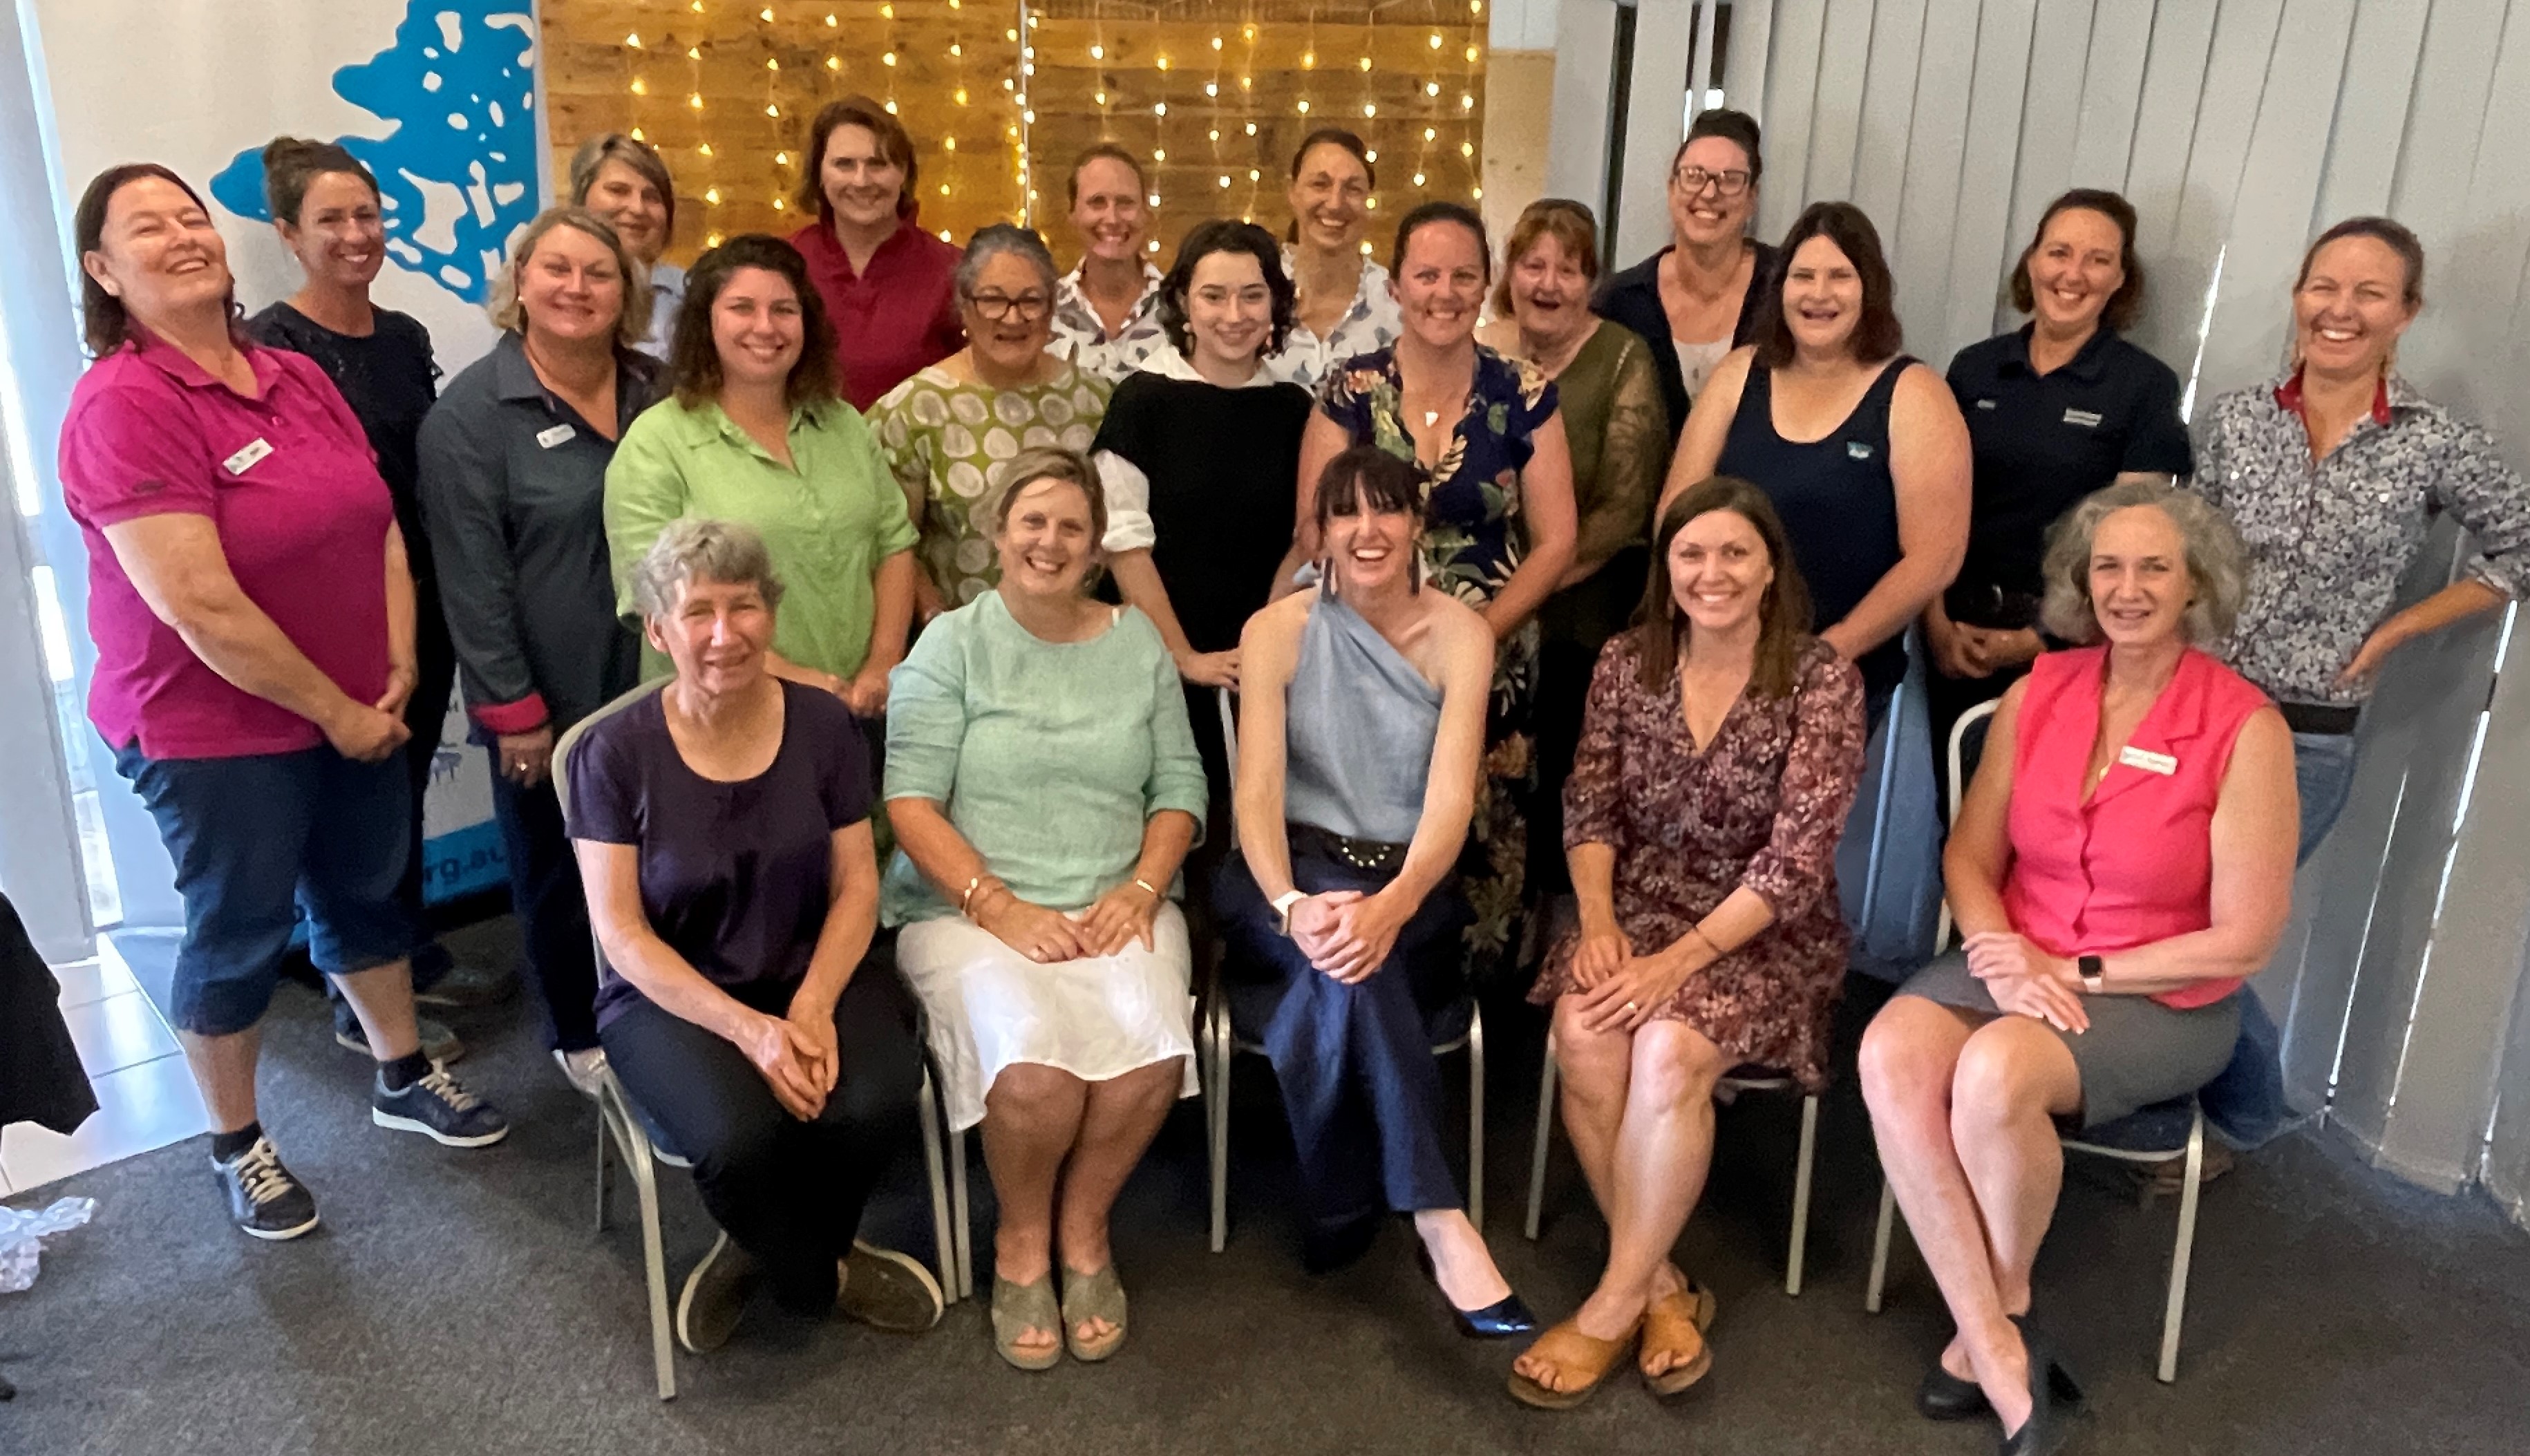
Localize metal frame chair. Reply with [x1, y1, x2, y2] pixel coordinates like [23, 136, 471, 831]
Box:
[1522, 1048, 1822, 1295]
[1865, 696, 2210, 1383]
[1200, 688, 1488, 1251]
[556, 681, 958, 1399]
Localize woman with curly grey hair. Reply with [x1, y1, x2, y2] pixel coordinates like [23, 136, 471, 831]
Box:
[1857, 482, 2298, 1450]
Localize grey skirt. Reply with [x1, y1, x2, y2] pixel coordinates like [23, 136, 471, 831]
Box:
[1896, 952, 2241, 1130]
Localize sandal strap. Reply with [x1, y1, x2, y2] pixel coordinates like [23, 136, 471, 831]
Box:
[1520, 1315, 1642, 1386]
[1641, 1289, 1712, 1369]
[1060, 1264, 1127, 1327]
[991, 1274, 1059, 1343]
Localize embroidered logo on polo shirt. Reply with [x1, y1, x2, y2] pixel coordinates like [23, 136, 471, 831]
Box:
[1847, 442, 1875, 460]
[2063, 408, 2104, 428]
[222, 438, 273, 475]
[1975, 398, 1998, 410]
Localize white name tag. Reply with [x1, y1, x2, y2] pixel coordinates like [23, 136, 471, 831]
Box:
[222, 437, 273, 475]
[2063, 408, 2104, 428]
[1975, 397, 1998, 410]
[1846, 441, 1876, 460]
[2118, 745, 2178, 776]
[536, 424, 577, 449]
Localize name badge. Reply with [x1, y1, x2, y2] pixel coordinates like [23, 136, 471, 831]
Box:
[2117, 745, 2178, 776]
[1846, 441, 1876, 461]
[536, 424, 577, 449]
[2063, 408, 2104, 428]
[1975, 398, 1998, 410]
[223, 438, 273, 475]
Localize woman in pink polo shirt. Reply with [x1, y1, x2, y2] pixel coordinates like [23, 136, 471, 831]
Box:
[1858, 482, 2298, 1450]
[57, 164, 508, 1243]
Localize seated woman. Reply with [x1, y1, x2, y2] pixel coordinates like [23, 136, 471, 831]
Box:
[1858, 482, 2296, 1452]
[1511, 478, 1866, 1409]
[1216, 446, 1537, 1339]
[882, 447, 1205, 1371]
[567, 520, 942, 1354]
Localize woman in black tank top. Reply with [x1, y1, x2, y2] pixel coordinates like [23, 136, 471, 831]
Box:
[1661, 202, 1970, 719]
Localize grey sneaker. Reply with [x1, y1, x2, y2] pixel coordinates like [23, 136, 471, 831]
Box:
[677, 1231, 761, 1354]
[334, 1001, 463, 1064]
[412, 960, 517, 1009]
[837, 1240, 945, 1332]
[371, 1066, 509, 1148]
[553, 1046, 610, 1101]
[212, 1135, 320, 1241]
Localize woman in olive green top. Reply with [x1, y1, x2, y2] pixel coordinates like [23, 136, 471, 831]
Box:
[607, 234, 917, 716]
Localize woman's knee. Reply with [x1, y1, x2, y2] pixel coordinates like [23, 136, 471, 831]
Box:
[1948, 1021, 2070, 1133]
[1550, 999, 1629, 1093]
[985, 1061, 1088, 1125]
[1859, 997, 1967, 1116]
[1627, 1022, 1728, 1110]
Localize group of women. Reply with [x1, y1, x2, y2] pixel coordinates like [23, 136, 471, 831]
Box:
[50, 88, 2530, 1454]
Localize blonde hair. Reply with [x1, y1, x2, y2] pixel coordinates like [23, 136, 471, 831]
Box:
[486, 207, 652, 349]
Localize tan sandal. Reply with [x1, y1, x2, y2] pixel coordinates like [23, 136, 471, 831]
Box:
[1507, 1315, 1643, 1410]
[1640, 1285, 1716, 1396]
[1061, 1264, 1129, 1362]
[990, 1274, 1061, 1372]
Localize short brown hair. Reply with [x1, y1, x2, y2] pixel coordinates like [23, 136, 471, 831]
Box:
[1067, 142, 1147, 207]
[75, 162, 239, 358]
[1391, 200, 1489, 281]
[2010, 188, 2144, 332]
[1634, 477, 1815, 700]
[486, 207, 653, 350]
[667, 234, 840, 410]
[797, 97, 917, 220]
[261, 137, 379, 227]
[2296, 215, 2426, 309]
[569, 133, 677, 240]
[1491, 199, 1600, 316]
[990, 446, 1108, 550]
[1671, 107, 1764, 184]
[1755, 201, 1903, 369]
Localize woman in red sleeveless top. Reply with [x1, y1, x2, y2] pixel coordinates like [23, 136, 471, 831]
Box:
[1859, 483, 2298, 1451]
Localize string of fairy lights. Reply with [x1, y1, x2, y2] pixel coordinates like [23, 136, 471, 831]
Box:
[574, 1, 1487, 265]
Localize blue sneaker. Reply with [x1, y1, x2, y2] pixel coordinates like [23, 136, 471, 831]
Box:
[372, 1066, 509, 1148]
[213, 1135, 321, 1240]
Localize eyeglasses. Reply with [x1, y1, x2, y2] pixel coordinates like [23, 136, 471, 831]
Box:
[965, 290, 1051, 322]
[1674, 166, 1752, 198]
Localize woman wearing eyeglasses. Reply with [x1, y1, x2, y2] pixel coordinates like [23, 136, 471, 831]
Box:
[868, 226, 1122, 621]
[1592, 109, 1774, 433]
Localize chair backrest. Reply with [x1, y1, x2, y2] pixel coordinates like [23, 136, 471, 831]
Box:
[1216, 686, 1240, 842]
[1934, 697, 2003, 952]
[549, 678, 671, 982]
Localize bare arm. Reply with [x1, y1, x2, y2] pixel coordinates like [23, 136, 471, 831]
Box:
[791, 821, 881, 1016]
[576, 838, 769, 1043]
[1381, 605, 1489, 913]
[1481, 413, 1578, 639]
[1818, 363, 1969, 663]
[1231, 598, 1305, 899]
[1655, 348, 1751, 516]
[1110, 547, 1238, 686]
[839, 548, 919, 713]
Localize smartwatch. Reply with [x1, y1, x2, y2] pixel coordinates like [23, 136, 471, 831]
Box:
[1272, 890, 1308, 937]
[2078, 954, 2105, 994]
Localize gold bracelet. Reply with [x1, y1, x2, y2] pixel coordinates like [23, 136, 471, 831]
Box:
[960, 874, 998, 917]
[1131, 877, 1163, 901]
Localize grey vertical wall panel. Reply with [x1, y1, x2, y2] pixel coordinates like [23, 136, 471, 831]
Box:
[1721, 0, 1777, 117]
[1848, 0, 1929, 234]
[1994, 0, 2099, 336]
[2430, 13, 2530, 411]
[2066, 0, 2153, 192]
[1545, 0, 1623, 206]
[1618, 0, 1706, 260]
[1804, 0, 1881, 202]
[2307, 0, 2429, 229]
[2151, 0, 2286, 399]
[1759, 0, 1835, 238]
[2118, 0, 2217, 367]
[2383, 0, 2507, 252]
[1940, 1, 2042, 362]
[1892, 0, 1986, 364]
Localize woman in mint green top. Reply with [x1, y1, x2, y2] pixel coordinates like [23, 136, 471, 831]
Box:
[605, 234, 918, 716]
[883, 447, 1203, 1370]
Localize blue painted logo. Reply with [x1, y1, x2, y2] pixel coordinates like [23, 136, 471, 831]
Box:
[210, 3, 541, 303]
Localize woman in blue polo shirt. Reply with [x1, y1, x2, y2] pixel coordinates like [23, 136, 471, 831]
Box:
[1929, 189, 2191, 769]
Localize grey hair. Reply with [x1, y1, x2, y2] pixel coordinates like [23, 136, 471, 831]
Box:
[2039, 481, 2246, 647]
[954, 223, 1058, 300]
[630, 518, 786, 621]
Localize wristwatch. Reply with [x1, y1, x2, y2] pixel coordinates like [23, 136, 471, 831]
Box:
[1272, 889, 1308, 937]
[2078, 954, 2106, 995]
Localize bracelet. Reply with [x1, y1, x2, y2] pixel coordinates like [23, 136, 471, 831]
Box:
[1131, 877, 1163, 901]
[960, 874, 999, 917]
[1685, 925, 1724, 960]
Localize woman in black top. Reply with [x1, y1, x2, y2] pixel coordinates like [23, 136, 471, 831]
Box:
[1929, 189, 2191, 765]
[1663, 202, 1970, 724]
[245, 138, 491, 1048]
[1095, 220, 1312, 841]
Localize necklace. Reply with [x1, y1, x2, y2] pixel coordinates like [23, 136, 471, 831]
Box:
[1422, 409, 1442, 427]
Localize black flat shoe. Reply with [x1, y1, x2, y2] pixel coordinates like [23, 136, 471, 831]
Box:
[1922, 1351, 2084, 1421]
[1415, 1245, 1538, 1339]
[1998, 1315, 2077, 1456]
[1302, 1212, 1381, 1275]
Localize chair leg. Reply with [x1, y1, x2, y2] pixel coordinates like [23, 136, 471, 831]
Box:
[1786, 1094, 1820, 1297]
[1524, 1051, 1558, 1241]
[594, 1113, 612, 1235]
[2159, 1108, 2208, 1383]
[917, 1068, 956, 1303]
[1866, 1179, 1897, 1314]
[1466, 1005, 1486, 1233]
[1208, 996, 1231, 1253]
[950, 1125, 974, 1302]
[630, 1150, 677, 1401]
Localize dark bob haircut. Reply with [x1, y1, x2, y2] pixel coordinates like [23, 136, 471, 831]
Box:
[1314, 444, 1428, 540]
[1391, 200, 1490, 281]
[1156, 218, 1296, 359]
[1755, 201, 1903, 369]
[1634, 476, 1815, 701]
[666, 234, 842, 410]
[2010, 187, 2145, 333]
[75, 162, 239, 359]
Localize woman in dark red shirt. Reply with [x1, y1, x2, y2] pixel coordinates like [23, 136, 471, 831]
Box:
[786, 95, 963, 413]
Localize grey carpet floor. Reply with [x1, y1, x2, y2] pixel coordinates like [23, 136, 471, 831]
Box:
[4, 919, 2527, 1455]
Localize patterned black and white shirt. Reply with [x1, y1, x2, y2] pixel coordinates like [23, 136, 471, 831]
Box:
[1047, 261, 1168, 384]
[2190, 370, 2530, 707]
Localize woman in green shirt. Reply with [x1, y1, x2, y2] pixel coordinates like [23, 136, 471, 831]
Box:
[884, 447, 1205, 1372]
[606, 234, 918, 716]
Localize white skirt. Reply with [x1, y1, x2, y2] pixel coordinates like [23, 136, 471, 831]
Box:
[896, 902, 1199, 1132]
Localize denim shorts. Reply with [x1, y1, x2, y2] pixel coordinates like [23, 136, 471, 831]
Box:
[115, 741, 424, 1036]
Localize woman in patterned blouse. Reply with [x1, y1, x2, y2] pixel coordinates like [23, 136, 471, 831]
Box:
[1511, 477, 1865, 1410]
[2191, 216, 2530, 864]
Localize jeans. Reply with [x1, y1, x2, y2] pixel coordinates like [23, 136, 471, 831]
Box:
[2291, 730, 2361, 867]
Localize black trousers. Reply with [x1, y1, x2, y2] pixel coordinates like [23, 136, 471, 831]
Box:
[394, 589, 458, 984]
[488, 764, 599, 1051]
[601, 966, 925, 1312]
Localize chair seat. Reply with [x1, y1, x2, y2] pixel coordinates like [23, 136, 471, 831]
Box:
[2064, 1097, 2199, 1160]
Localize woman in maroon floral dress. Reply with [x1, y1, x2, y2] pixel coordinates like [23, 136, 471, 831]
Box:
[1510, 475, 1866, 1410]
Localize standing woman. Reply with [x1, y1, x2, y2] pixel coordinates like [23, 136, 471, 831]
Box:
[1288, 202, 1579, 981]
[605, 234, 916, 716]
[1094, 218, 1312, 858]
[1049, 144, 1168, 383]
[2192, 216, 2530, 866]
[59, 164, 504, 1239]
[788, 96, 964, 413]
[1476, 200, 1670, 899]
[421, 207, 661, 1093]
[1664, 201, 1971, 726]
[248, 137, 503, 1055]
[569, 133, 684, 358]
[868, 225, 1116, 621]
[1931, 189, 2191, 770]
[1593, 108, 1774, 433]
[1262, 129, 1402, 392]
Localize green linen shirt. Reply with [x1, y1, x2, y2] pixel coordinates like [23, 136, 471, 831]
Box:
[880, 591, 1207, 925]
[604, 395, 918, 680]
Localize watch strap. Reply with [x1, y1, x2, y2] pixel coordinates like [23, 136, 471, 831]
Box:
[1272, 889, 1308, 936]
[2078, 954, 2105, 994]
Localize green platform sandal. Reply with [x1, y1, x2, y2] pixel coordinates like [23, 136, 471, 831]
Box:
[991, 1274, 1062, 1371]
[1061, 1265, 1129, 1362]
